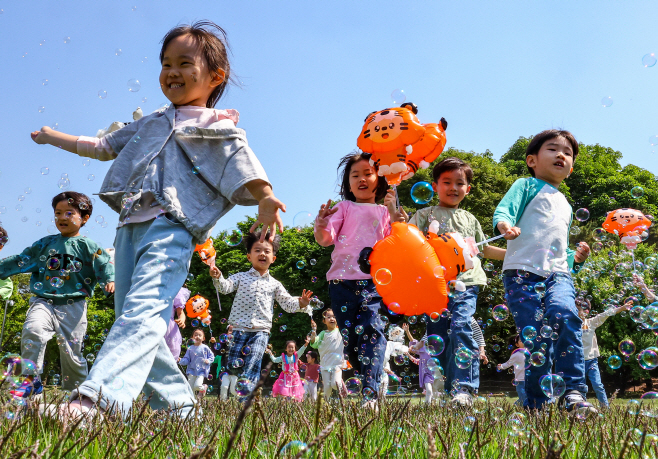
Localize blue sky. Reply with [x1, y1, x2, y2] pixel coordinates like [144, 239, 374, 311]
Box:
[1, 1, 657, 256]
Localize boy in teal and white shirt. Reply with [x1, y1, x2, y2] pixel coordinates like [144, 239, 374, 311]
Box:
[493, 129, 593, 413]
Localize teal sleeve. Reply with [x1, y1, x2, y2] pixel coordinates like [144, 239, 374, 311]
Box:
[0, 244, 39, 279]
[310, 331, 325, 349]
[493, 178, 534, 235]
[0, 278, 12, 300]
[92, 246, 115, 289]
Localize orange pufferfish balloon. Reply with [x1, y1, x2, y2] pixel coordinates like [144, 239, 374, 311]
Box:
[358, 222, 475, 317]
[356, 103, 447, 185]
[185, 294, 212, 324]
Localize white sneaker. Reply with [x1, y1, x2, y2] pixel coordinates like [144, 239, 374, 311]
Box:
[451, 388, 473, 407]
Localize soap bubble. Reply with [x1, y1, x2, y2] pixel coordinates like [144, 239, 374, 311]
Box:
[280, 441, 309, 457]
[539, 374, 566, 398]
[33, 282, 43, 291]
[492, 304, 509, 321]
[608, 355, 622, 369]
[127, 79, 141, 92]
[88, 174, 95, 181]
[242, 345, 251, 356]
[601, 96, 613, 107]
[618, 339, 636, 356]
[521, 326, 537, 341]
[292, 211, 314, 230]
[231, 358, 244, 368]
[540, 325, 553, 338]
[235, 378, 253, 396]
[374, 268, 392, 286]
[355, 325, 364, 335]
[530, 352, 546, 367]
[86, 353, 95, 363]
[296, 260, 306, 269]
[223, 227, 243, 246]
[38, 106, 45, 113]
[631, 186, 644, 199]
[41, 79, 48, 86]
[575, 208, 590, 222]
[426, 335, 445, 356]
[391, 89, 406, 104]
[279, 325, 287, 332]
[345, 377, 362, 394]
[410, 181, 434, 205]
[98, 90, 107, 99]
[57, 177, 70, 190]
[455, 347, 474, 369]
[638, 349, 658, 370]
[50, 277, 64, 288]
[534, 282, 546, 295]
[40, 167, 49, 175]
[643, 53, 657, 67]
[310, 298, 324, 310]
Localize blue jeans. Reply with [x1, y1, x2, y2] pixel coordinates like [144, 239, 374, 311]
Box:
[515, 380, 527, 406]
[329, 279, 386, 397]
[585, 358, 608, 407]
[425, 285, 480, 394]
[503, 271, 587, 409]
[72, 215, 196, 417]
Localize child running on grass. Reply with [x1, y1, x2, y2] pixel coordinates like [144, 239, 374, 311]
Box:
[301, 351, 321, 401]
[497, 334, 527, 406]
[310, 310, 347, 400]
[266, 337, 310, 402]
[178, 329, 214, 399]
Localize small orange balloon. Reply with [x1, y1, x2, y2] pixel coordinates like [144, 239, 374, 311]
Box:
[602, 208, 652, 237]
[194, 238, 216, 263]
[186, 294, 211, 323]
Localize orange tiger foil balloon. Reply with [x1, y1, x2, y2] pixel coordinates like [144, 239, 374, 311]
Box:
[357, 103, 447, 185]
[186, 294, 212, 324]
[602, 208, 652, 249]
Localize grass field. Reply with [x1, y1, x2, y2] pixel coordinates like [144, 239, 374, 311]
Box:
[2, 380, 658, 459]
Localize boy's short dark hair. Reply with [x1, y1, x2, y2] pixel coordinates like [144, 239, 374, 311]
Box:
[432, 157, 474, 184]
[525, 129, 579, 177]
[160, 20, 234, 109]
[0, 226, 7, 247]
[51, 191, 93, 226]
[244, 231, 281, 254]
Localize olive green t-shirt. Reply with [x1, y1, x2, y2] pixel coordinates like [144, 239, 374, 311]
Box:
[408, 206, 488, 286]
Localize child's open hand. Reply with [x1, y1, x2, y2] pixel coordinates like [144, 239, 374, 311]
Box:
[316, 200, 338, 227]
[174, 315, 186, 329]
[251, 195, 286, 240]
[298, 289, 313, 309]
[310, 319, 317, 331]
[479, 349, 489, 365]
[401, 323, 409, 331]
[31, 126, 54, 144]
[620, 301, 633, 312]
[105, 282, 115, 294]
[574, 241, 590, 263]
[209, 265, 221, 279]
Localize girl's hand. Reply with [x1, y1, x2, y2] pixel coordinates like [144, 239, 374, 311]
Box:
[401, 323, 409, 331]
[265, 348, 273, 355]
[479, 349, 489, 365]
[31, 126, 54, 144]
[633, 273, 648, 290]
[209, 265, 222, 279]
[620, 301, 633, 312]
[574, 242, 590, 263]
[174, 315, 186, 328]
[316, 200, 338, 228]
[104, 282, 115, 294]
[310, 319, 317, 331]
[299, 289, 313, 309]
[305, 336, 311, 346]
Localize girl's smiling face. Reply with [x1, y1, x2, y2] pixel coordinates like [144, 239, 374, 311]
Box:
[322, 310, 337, 330]
[286, 342, 297, 356]
[192, 330, 205, 345]
[349, 159, 379, 203]
[159, 33, 224, 107]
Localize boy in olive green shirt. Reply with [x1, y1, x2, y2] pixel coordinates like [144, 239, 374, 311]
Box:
[408, 157, 505, 406]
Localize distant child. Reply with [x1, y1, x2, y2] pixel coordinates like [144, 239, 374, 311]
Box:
[493, 129, 593, 412]
[314, 151, 405, 403]
[497, 335, 527, 406]
[178, 329, 214, 398]
[404, 324, 442, 404]
[0, 226, 13, 302]
[634, 274, 657, 303]
[380, 325, 408, 398]
[310, 310, 346, 400]
[302, 350, 321, 401]
[216, 325, 238, 400]
[31, 21, 285, 420]
[165, 284, 190, 360]
[580, 299, 632, 408]
[210, 231, 313, 397]
[408, 157, 505, 406]
[0, 192, 114, 398]
[266, 336, 310, 402]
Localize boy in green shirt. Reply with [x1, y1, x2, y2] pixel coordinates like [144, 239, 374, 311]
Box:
[0, 192, 115, 397]
[408, 157, 505, 406]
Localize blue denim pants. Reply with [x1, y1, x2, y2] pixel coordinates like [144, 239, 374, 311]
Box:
[515, 380, 527, 406]
[503, 271, 587, 409]
[72, 215, 196, 417]
[329, 279, 386, 397]
[425, 285, 480, 394]
[585, 358, 609, 407]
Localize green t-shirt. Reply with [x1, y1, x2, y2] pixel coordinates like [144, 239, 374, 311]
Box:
[408, 206, 488, 286]
[0, 277, 12, 300]
[0, 234, 114, 304]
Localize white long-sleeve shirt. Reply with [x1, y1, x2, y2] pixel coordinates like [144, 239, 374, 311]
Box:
[213, 267, 302, 332]
[500, 349, 526, 381]
[583, 307, 618, 360]
[383, 341, 408, 371]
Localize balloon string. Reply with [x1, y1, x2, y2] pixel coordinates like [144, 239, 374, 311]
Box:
[215, 284, 222, 312]
[477, 233, 506, 246]
[632, 250, 636, 273]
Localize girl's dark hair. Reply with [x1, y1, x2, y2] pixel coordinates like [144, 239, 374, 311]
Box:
[160, 20, 234, 108]
[525, 129, 579, 177]
[432, 157, 474, 184]
[193, 328, 206, 340]
[52, 191, 93, 226]
[0, 226, 7, 247]
[284, 340, 297, 350]
[306, 350, 318, 361]
[508, 334, 521, 348]
[244, 230, 281, 254]
[338, 151, 388, 203]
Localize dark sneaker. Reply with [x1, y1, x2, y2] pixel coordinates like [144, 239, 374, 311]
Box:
[560, 390, 598, 416]
[10, 378, 43, 398]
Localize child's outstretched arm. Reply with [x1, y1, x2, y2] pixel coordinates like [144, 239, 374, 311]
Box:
[634, 274, 656, 302]
[31, 127, 79, 153]
[401, 323, 414, 341]
[245, 181, 286, 240]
